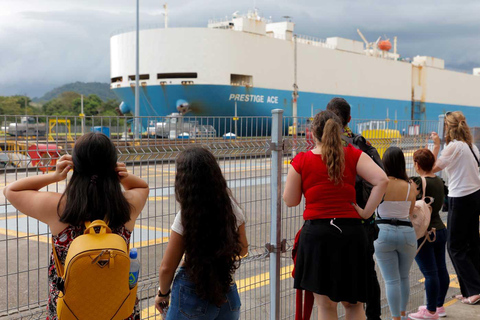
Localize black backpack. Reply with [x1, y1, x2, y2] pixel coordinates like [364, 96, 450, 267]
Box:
[342, 133, 384, 209]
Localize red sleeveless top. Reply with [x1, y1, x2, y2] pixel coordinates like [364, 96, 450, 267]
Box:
[290, 145, 363, 220]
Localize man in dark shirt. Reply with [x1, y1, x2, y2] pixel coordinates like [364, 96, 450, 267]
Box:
[327, 97, 384, 320]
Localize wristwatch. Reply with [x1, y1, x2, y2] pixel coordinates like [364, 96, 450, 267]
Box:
[157, 287, 171, 297]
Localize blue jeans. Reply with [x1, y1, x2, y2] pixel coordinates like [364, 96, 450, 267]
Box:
[374, 224, 416, 317]
[415, 228, 449, 312]
[166, 267, 241, 320]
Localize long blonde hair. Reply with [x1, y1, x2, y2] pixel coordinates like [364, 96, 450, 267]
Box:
[445, 111, 473, 146]
[311, 110, 345, 184]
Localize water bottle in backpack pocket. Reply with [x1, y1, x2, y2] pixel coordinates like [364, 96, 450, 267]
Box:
[129, 248, 140, 289]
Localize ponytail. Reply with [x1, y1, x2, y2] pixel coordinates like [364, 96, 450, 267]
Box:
[321, 119, 345, 184]
[311, 111, 345, 185]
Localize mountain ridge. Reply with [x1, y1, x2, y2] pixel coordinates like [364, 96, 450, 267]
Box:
[33, 81, 118, 102]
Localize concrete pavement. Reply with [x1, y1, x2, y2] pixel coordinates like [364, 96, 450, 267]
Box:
[438, 298, 479, 319]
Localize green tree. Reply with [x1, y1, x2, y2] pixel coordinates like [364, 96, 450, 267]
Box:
[0, 96, 22, 115]
[43, 99, 70, 115]
[98, 99, 120, 114]
[73, 94, 102, 116]
[57, 92, 80, 110]
[0, 96, 35, 120]
[42, 92, 83, 115]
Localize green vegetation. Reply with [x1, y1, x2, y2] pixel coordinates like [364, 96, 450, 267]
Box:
[0, 92, 122, 116]
[0, 95, 36, 115]
[40, 92, 121, 116]
[0, 82, 133, 129]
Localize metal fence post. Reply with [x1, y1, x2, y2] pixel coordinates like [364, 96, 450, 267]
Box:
[269, 109, 283, 320]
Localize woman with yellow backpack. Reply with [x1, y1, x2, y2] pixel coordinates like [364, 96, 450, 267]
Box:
[3, 132, 149, 319]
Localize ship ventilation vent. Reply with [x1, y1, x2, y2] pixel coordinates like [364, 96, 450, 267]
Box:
[231, 74, 253, 87]
[157, 73, 198, 79]
[129, 74, 150, 81]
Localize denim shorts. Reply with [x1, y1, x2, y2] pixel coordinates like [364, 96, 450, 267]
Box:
[166, 267, 241, 320]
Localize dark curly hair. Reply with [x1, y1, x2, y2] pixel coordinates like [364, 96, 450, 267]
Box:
[175, 146, 242, 305]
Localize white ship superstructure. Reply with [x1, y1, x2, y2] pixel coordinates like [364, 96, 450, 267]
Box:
[110, 9, 480, 126]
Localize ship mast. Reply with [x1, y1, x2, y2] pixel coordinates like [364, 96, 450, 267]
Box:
[163, 3, 168, 28]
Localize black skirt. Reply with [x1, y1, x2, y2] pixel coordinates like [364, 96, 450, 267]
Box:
[293, 218, 369, 304]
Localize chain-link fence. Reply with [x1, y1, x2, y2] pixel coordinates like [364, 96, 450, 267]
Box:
[0, 112, 468, 319]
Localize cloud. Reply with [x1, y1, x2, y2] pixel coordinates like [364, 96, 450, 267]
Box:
[0, 0, 479, 97]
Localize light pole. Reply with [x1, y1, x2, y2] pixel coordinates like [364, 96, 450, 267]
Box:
[134, 0, 140, 140]
[80, 95, 85, 135]
[234, 101, 238, 136]
[24, 94, 28, 116]
[292, 34, 298, 156]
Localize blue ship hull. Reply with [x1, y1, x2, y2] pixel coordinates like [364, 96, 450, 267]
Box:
[113, 84, 480, 128]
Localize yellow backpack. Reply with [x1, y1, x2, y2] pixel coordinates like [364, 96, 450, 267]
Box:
[52, 220, 138, 320]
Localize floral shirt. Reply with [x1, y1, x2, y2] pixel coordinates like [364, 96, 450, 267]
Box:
[46, 225, 140, 320]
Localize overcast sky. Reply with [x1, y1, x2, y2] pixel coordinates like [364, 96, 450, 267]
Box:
[1, 0, 479, 97]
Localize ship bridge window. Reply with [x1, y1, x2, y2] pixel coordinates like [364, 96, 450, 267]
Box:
[128, 74, 150, 81]
[157, 73, 198, 79]
[231, 74, 253, 87]
[111, 76, 123, 83]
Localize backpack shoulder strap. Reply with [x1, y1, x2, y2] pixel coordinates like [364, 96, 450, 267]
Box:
[353, 134, 385, 170]
[52, 238, 65, 278]
[341, 134, 354, 147]
[420, 176, 427, 201]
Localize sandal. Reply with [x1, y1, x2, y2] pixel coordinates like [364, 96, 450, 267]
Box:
[452, 294, 464, 300]
[461, 295, 480, 305]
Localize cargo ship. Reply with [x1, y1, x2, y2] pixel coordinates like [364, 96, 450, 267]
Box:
[110, 9, 480, 128]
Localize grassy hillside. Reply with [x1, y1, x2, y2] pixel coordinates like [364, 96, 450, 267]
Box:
[34, 82, 117, 102]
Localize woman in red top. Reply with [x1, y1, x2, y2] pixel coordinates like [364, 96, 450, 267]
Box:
[284, 110, 388, 320]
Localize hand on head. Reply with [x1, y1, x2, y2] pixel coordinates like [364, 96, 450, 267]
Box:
[54, 154, 73, 181]
[115, 162, 128, 180]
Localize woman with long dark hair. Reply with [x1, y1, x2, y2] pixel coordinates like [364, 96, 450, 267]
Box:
[3, 132, 149, 319]
[374, 147, 417, 320]
[154, 147, 248, 319]
[431, 111, 480, 305]
[283, 110, 388, 320]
